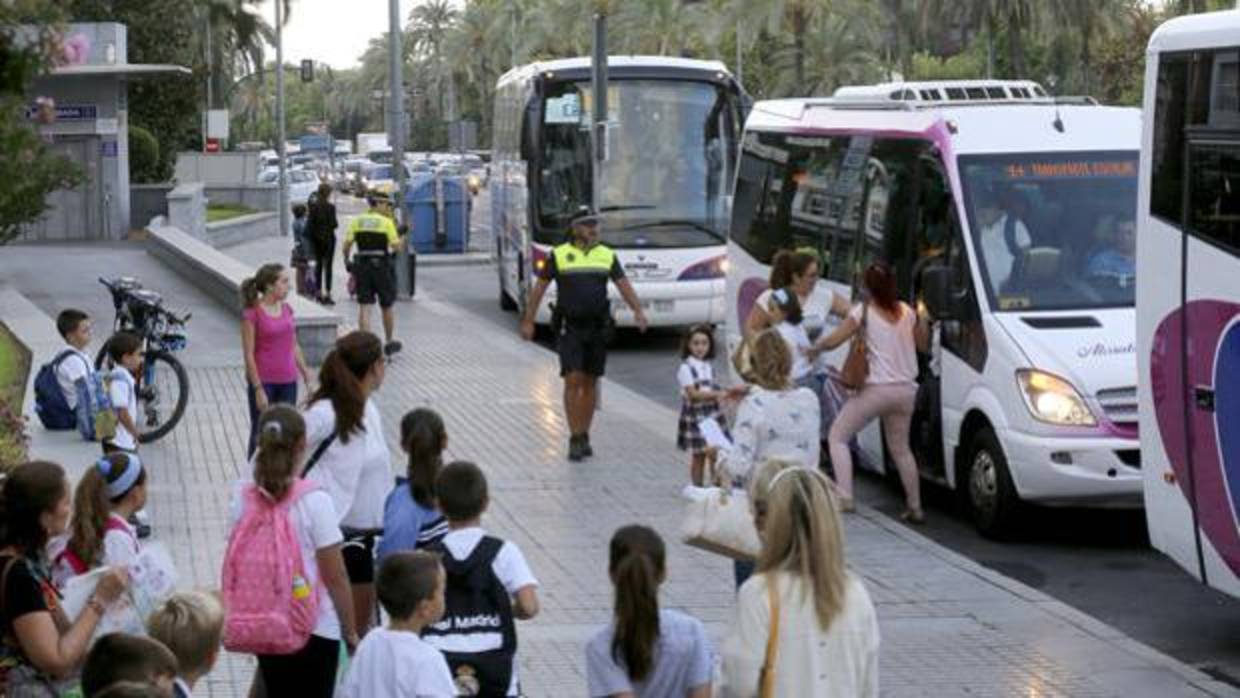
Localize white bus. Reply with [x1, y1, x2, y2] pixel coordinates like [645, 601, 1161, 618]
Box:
[491, 57, 746, 326]
[725, 81, 1142, 536]
[1137, 10, 1240, 598]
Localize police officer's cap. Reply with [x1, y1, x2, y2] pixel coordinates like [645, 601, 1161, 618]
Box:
[570, 206, 600, 228]
[367, 191, 392, 207]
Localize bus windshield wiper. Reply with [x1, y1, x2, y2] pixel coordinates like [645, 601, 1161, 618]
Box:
[599, 205, 657, 212]
[619, 219, 723, 239]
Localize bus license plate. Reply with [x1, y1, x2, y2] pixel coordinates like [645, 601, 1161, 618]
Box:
[642, 300, 674, 313]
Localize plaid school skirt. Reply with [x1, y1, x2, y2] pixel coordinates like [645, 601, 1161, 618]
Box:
[677, 381, 727, 455]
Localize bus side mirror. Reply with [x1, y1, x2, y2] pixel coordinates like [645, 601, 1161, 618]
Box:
[923, 265, 958, 320]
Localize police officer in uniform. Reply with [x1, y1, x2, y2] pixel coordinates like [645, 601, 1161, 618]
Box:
[521, 208, 648, 461]
[343, 192, 404, 356]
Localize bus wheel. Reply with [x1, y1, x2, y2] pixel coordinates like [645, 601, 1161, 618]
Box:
[963, 426, 1020, 539]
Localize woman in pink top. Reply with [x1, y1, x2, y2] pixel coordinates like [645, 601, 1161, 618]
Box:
[811, 262, 930, 522]
[241, 263, 312, 456]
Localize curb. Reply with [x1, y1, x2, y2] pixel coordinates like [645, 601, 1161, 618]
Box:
[856, 506, 1240, 697]
[415, 251, 493, 268]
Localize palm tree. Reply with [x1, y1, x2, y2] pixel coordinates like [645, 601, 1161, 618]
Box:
[737, 0, 837, 89]
[783, 7, 883, 97]
[612, 0, 708, 56]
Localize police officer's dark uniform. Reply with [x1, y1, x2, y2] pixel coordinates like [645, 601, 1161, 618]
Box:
[344, 195, 403, 355]
[540, 227, 626, 380]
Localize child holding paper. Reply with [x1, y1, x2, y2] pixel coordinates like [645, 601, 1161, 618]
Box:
[676, 325, 744, 486]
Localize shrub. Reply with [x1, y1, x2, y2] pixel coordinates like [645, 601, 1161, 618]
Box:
[129, 125, 161, 184]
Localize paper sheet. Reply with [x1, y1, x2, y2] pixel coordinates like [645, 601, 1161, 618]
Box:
[698, 417, 733, 450]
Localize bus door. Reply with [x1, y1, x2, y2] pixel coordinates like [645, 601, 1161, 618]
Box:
[1174, 137, 1240, 586]
[906, 155, 955, 480]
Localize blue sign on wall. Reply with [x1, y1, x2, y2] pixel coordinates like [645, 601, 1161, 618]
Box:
[25, 104, 98, 121]
[100, 141, 118, 157]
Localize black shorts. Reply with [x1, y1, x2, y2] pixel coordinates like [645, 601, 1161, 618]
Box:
[340, 528, 380, 584]
[558, 324, 608, 377]
[355, 256, 396, 308]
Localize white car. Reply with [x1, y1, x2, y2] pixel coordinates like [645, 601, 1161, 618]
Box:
[287, 169, 321, 205]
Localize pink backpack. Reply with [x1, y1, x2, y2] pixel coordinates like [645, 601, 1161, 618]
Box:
[221, 479, 320, 655]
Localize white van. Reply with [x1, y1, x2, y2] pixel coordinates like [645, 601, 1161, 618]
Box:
[1136, 10, 1240, 598]
[725, 81, 1142, 536]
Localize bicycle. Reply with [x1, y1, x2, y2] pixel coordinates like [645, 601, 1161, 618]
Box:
[94, 277, 192, 443]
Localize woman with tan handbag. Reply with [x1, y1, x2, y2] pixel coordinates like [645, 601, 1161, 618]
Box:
[810, 262, 930, 521]
[716, 330, 821, 588]
[719, 463, 879, 698]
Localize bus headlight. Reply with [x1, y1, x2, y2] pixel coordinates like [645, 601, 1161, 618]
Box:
[1016, 370, 1096, 426]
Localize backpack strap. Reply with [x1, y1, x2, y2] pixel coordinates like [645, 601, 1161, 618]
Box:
[53, 548, 90, 577]
[50, 349, 76, 370]
[301, 432, 337, 476]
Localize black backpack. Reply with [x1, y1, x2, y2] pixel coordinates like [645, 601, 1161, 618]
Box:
[423, 536, 517, 697]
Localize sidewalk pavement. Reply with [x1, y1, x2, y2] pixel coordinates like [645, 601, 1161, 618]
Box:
[8, 235, 1238, 697]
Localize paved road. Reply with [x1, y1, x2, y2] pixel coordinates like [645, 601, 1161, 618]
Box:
[409, 188, 1240, 688]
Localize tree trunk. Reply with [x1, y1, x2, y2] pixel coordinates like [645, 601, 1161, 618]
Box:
[1006, 8, 1026, 78]
[1080, 17, 1093, 94]
[792, 4, 806, 88]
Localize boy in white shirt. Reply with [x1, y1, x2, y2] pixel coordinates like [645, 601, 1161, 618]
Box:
[103, 331, 143, 456]
[423, 461, 540, 697]
[54, 309, 94, 413]
[340, 551, 456, 698]
[104, 331, 150, 538]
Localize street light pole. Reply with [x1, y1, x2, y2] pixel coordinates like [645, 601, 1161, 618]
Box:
[389, 0, 410, 296]
[275, 0, 288, 237]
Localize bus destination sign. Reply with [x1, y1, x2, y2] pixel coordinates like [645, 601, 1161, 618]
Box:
[1004, 159, 1136, 180]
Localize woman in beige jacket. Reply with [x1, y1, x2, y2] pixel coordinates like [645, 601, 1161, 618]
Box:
[720, 461, 879, 697]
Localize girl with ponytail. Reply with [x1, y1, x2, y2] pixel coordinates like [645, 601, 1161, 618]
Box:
[229, 406, 359, 695]
[585, 525, 712, 698]
[51, 453, 147, 588]
[241, 262, 311, 457]
[302, 331, 390, 636]
[376, 408, 449, 561]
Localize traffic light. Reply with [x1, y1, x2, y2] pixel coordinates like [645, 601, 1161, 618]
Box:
[300, 59, 314, 83]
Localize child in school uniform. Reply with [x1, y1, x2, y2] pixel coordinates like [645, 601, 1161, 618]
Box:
[423, 461, 539, 697]
[769, 287, 815, 388]
[676, 324, 742, 486]
[339, 551, 455, 698]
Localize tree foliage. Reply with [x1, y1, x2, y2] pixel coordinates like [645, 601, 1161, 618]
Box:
[0, 1, 84, 246]
[219, 0, 1220, 152]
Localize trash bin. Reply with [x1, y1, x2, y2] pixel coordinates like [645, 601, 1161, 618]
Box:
[404, 175, 471, 254]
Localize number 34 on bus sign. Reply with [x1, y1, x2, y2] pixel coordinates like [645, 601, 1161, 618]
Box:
[1004, 159, 1137, 180]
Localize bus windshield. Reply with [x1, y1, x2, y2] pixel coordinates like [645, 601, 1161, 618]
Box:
[537, 79, 735, 248]
[959, 151, 1139, 311]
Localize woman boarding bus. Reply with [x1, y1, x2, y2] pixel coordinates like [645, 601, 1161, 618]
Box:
[1137, 8, 1240, 599]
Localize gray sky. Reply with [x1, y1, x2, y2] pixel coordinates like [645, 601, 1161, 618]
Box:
[254, 0, 423, 70]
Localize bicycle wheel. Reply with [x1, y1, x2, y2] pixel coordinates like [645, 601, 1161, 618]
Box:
[136, 350, 189, 443]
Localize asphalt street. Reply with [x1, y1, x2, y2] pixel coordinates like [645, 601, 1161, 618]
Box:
[404, 188, 1240, 688]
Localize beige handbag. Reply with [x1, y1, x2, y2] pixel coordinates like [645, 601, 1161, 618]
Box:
[680, 464, 762, 561]
[840, 303, 869, 390]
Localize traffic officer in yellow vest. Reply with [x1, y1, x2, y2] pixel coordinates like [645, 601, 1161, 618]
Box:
[521, 207, 648, 461]
[343, 192, 404, 356]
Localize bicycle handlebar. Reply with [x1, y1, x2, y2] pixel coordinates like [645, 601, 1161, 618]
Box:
[99, 277, 191, 325]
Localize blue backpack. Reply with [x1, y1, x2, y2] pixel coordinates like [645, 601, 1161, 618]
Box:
[75, 371, 118, 442]
[33, 350, 80, 430]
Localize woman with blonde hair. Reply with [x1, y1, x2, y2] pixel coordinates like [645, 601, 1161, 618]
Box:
[717, 330, 819, 587]
[720, 464, 879, 698]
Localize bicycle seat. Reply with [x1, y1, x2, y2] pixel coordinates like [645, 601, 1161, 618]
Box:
[128, 289, 163, 307]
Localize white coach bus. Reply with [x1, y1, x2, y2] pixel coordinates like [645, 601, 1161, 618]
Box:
[725, 81, 1142, 536]
[1137, 10, 1240, 598]
[491, 57, 746, 326]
